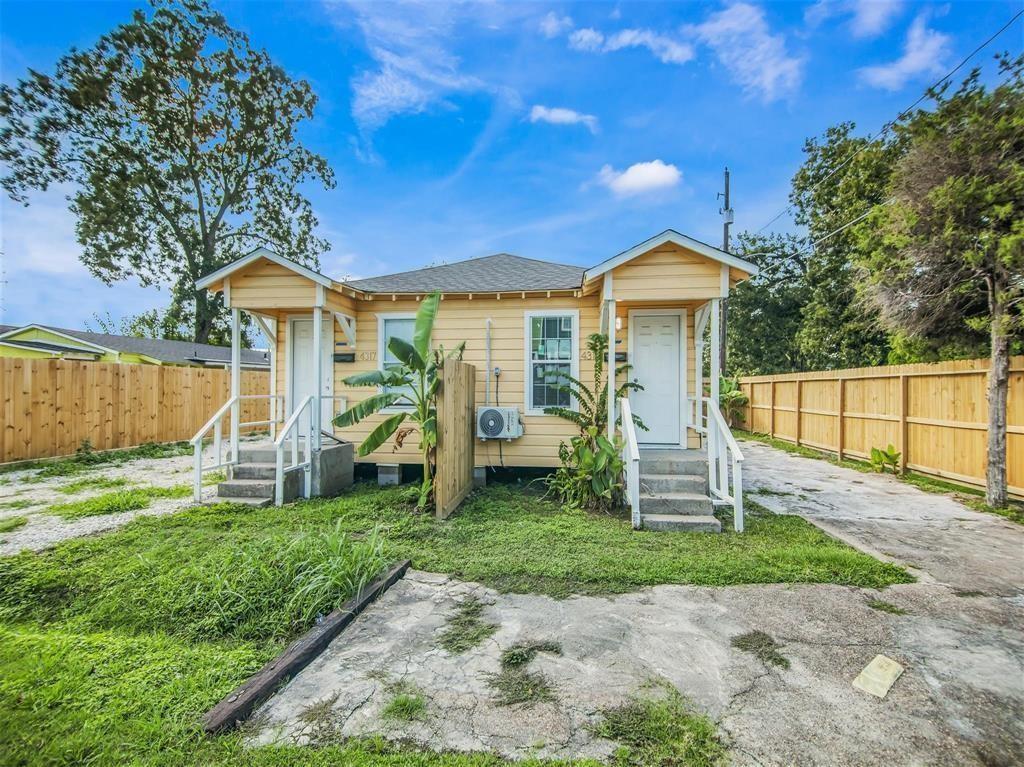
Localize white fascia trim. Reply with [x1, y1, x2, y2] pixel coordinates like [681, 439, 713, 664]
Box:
[195, 247, 334, 290]
[523, 308, 580, 416]
[0, 324, 116, 354]
[583, 229, 759, 282]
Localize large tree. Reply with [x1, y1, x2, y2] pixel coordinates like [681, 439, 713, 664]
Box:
[790, 122, 901, 369]
[857, 55, 1024, 507]
[0, 0, 334, 343]
[727, 233, 810, 376]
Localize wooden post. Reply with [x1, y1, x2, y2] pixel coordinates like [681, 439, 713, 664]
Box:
[898, 374, 908, 473]
[769, 380, 775, 438]
[794, 378, 802, 446]
[837, 378, 846, 460]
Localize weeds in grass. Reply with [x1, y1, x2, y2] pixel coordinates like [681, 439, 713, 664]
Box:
[0, 516, 28, 533]
[487, 639, 562, 706]
[45, 485, 191, 520]
[298, 693, 343, 745]
[731, 630, 790, 669]
[500, 640, 562, 668]
[594, 685, 725, 767]
[3, 441, 193, 480]
[382, 691, 428, 721]
[867, 599, 907, 615]
[203, 470, 228, 486]
[753, 488, 793, 497]
[438, 597, 498, 653]
[57, 476, 131, 494]
[0, 498, 37, 510]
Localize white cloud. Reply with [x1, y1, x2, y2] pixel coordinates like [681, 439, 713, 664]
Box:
[529, 105, 598, 133]
[596, 160, 682, 197]
[539, 11, 573, 39]
[806, 0, 904, 38]
[604, 29, 694, 65]
[568, 27, 605, 51]
[687, 3, 803, 102]
[858, 14, 949, 90]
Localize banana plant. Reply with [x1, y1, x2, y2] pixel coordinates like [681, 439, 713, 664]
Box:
[543, 332, 647, 435]
[333, 291, 464, 509]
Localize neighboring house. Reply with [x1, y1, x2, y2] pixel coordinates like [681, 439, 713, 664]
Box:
[0, 323, 269, 369]
[195, 228, 756, 471]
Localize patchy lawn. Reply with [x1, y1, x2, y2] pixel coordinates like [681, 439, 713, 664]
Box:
[0, 482, 909, 766]
[738, 430, 1024, 526]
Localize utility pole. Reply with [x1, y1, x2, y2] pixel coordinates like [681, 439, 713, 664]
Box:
[717, 166, 733, 375]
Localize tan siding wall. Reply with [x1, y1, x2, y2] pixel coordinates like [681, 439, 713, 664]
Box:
[611, 244, 723, 301]
[230, 260, 318, 309]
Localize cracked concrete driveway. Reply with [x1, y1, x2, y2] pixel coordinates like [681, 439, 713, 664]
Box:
[251, 443, 1024, 766]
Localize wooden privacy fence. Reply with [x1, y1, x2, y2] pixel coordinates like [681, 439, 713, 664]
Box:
[435, 359, 477, 519]
[738, 356, 1023, 498]
[1, 357, 270, 463]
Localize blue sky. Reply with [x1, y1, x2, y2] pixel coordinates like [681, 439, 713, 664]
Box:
[1, 0, 1020, 331]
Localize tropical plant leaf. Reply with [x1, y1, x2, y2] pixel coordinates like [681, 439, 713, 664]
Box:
[343, 369, 407, 388]
[413, 292, 441, 362]
[388, 336, 425, 371]
[357, 412, 407, 456]
[333, 392, 401, 428]
[542, 407, 588, 429]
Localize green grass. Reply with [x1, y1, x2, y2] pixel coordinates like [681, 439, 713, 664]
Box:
[500, 641, 562, 669]
[731, 630, 789, 669]
[0, 483, 910, 766]
[45, 485, 191, 520]
[438, 597, 499, 654]
[738, 430, 1024, 525]
[56, 476, 131, 494]
[488, 640, 563, 706]
[382, 692, 428, 722]
[867, 599, 908, 615]
[0, 516, 28, 534]
[0, 498, 37, 510]
[594, 685, 726, 767]
[4, 441, 193, 480]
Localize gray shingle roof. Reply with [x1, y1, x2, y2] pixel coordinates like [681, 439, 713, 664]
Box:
[346, 253, 586, 294]
[0, 324, 269, 367]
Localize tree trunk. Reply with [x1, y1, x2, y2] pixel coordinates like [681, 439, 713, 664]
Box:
[194, 288, 213, 344]
[986, 305, 1009, 508]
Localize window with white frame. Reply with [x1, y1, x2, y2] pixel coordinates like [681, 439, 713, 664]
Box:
[378, 314, 416, 407]
[525, 311, 578, 413]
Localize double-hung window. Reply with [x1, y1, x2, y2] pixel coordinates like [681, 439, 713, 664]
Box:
[525, 310, 579, 414]
[378, 314, 416, 408]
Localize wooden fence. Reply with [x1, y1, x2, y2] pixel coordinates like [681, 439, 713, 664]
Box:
[738, 356, 1023, 499]
[1, 357, 270, 463]
[434, 359, 477, 519]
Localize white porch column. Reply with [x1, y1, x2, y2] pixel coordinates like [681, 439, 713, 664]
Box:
[709, 298, 721, 404]
[603, 274, 615, 439]
[230, 307, 241, 460]
[312, 306, 323, 452]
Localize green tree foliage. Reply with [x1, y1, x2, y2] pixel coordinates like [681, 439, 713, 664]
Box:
[727, 233, 809, 375]
[334, 292, 465, 510]
[790, 122, 901, 369]
[0, 0, 334, 343]
[856, 55, 1023, 507]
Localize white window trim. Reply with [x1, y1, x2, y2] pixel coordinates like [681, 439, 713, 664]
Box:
[376, 312, 418, 412]
[523, 309, 580, 416]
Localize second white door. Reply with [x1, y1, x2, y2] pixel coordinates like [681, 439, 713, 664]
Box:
[630, 313, 683, 446]
[290, 317, 334, 430]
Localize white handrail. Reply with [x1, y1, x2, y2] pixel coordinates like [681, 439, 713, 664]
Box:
[190, 394, 282, 502]
[702, 397, 745, 532]
[274, 395, 315, 506]
[619, 398, 641, 529]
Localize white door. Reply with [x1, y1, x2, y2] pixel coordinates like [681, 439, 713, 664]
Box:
[290, 318, 333, 431]
[630, 313, 682, 446]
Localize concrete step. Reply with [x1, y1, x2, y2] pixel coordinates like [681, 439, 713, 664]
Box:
[218, 470, 301, 502]
[214, 496, 272, 508]
[641, 514, 722, 533]
[639, 492, 715, 516]
[640, 473, 707, 495]
[639, 450, 707, 476]
[233, 462, 278, 480]
[237, 444, 296, 463]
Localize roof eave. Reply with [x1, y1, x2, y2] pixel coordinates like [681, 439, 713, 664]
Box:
[196, 247, 334, 290]
[582, 229, 759, 282]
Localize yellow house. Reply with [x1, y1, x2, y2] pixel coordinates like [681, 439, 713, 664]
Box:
[195, 229, 756, 531]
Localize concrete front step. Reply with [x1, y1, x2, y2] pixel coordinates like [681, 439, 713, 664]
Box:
[641, 514, 722, 533]
[639, 449, 708, 476]
[237, 444, 299, 464]
[639, 492, 715, 516]
[233, 462, 278, 480]
[218, 470, 301, 502]
[640, 473, 707, 495]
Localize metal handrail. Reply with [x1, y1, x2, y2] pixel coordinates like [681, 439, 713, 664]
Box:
[619, 398, 641, 529]
[702, 397, 745, 533]
[274, 395, 314, 506]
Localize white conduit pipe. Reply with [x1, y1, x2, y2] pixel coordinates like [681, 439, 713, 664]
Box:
[484, 318, 492, 405]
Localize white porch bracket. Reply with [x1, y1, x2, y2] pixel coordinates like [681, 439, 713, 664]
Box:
[333, 311, 356, 347]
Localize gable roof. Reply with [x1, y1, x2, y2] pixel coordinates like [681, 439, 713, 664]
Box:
[0, 324, 269, 367]
[346, 253, 586, 294]
[582, 229, 758, 282]
[195, 247, 334, 290]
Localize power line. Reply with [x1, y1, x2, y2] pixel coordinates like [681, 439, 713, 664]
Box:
[754, 8, 1024, 236]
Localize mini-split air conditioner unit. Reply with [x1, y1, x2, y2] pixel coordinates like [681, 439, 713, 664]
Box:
[476, 406, 523, 440]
